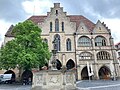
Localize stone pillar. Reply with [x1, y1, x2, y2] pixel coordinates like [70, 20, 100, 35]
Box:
[77, 65, 81, 80]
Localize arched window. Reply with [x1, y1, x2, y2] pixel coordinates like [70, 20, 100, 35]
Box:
[95, 36, 106, 46]
[79, 52, 92, 60]
[50, 22, 52, 32]
[97, 51, 110, 60]
[66, 38, 71, 51]
[78, 36, 91, 46]
[43, 38, 48, 44]
[55, 19, 59, 31]
[54, 34, 60, 51]
[62, 22, 64, 31]
[66, 59, 75, 70]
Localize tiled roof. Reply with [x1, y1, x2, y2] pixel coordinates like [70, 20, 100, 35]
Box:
[67, 15, 95, 31]
[28, 15, 95, 31]
[5, 15, 95, 37]
[28, 16, 47, 24]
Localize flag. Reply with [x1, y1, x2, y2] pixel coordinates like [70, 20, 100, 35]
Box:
[110, 61, 114, 76]
[90, 64, 94, 76]
[87, 62, 94, 76]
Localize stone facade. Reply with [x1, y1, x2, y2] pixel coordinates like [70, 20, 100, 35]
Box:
[2, 3, 120, 80]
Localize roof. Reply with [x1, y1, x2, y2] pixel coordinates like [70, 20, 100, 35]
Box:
[67, 15, 95, 31]
[5, 15, 95, 37]
[5, 25, 14, 37]
[28, 15, 95, 31]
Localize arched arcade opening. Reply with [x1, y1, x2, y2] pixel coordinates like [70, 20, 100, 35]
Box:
[56, 59, 62, 70]
[98, 66, 111, 80]
[66, 59, 75, 70]
[4, 70, 16, 83]
[21, 70, 33, 84]
[81, 66, 90, 80]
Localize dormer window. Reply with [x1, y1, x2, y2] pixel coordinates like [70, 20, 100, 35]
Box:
[56, 10, 58, 15]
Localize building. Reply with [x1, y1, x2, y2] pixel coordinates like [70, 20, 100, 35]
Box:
[2, 3, 120, 80]
[115, 42, 120, 62]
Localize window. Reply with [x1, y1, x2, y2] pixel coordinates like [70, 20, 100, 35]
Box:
[55, 19, 59, 31]
[95, 36, 106, 46]
[118, 52, 120, 57]
[50, 22, 52, 32]
[62, 22, 64, 31]
[66, 38, 71, 51]
[97, 51, 110, 60]
[79, 52, 92, 60]
[78, 36, 91, 46]
[56, 10, 58, 15]
[54, 34, 60, 51]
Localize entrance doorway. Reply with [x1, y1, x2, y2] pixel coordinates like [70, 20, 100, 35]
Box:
[98, 66, 111, 80]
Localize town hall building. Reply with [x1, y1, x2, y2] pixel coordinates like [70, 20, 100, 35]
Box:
[2, 3, 120, 80]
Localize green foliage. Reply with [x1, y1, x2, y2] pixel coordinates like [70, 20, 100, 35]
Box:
[0, 20, 51, 70]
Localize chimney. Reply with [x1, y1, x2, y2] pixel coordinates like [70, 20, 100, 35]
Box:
[54, 3, 60, 8]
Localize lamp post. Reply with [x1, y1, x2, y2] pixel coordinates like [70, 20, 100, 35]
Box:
[51, 39, 57, 70]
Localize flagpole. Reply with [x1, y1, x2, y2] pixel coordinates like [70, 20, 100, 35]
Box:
[87, 62, 91, 81]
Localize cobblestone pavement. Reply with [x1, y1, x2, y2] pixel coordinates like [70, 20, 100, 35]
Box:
[0, 84, 31, 90]
[0, 80, 120, 90]
[76, 79, 120, 90]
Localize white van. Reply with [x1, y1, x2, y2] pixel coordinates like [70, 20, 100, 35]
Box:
[0, 74, 12, 83]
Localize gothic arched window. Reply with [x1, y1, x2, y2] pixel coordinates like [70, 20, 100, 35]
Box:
[97, 51, 110, 60]
[78, 36, 91, 46]
[54, 34, 60, 51]
[55, 19, 59, 31]
[66, 38, 71, 51]
[95, 36, 106, 46]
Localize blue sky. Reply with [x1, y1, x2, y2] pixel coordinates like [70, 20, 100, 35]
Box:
[0, 0, 120, 45]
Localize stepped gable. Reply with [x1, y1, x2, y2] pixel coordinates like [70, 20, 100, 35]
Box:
[5, 25, 14, 37]
[102, 22, 111, 33]
[28, 15, 95, 31]
[5, 15, 95, 37]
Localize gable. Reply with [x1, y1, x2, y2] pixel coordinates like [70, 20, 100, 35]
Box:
[77, 21, 91, 34]
[93, 20, 110, 34]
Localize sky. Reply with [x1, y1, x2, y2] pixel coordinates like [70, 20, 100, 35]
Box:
[0, 0, 120, 46]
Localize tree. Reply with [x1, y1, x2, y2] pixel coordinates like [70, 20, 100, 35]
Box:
[0, 20, 51, 70]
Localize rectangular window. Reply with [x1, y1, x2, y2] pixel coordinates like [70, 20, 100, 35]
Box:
[62, 22, 64, 31]
[50, 22, 52, 32]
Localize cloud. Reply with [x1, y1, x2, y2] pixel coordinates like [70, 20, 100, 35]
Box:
[22, 0, 53, 15]
[0, 0, 32, 23]
[51, 0, 120, 22]
[101, 18, 120, 43]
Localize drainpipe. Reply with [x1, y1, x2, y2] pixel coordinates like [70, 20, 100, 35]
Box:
[74, 32, 78, 80]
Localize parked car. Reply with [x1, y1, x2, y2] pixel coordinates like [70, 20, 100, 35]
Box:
[0, 74, 12, 84]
